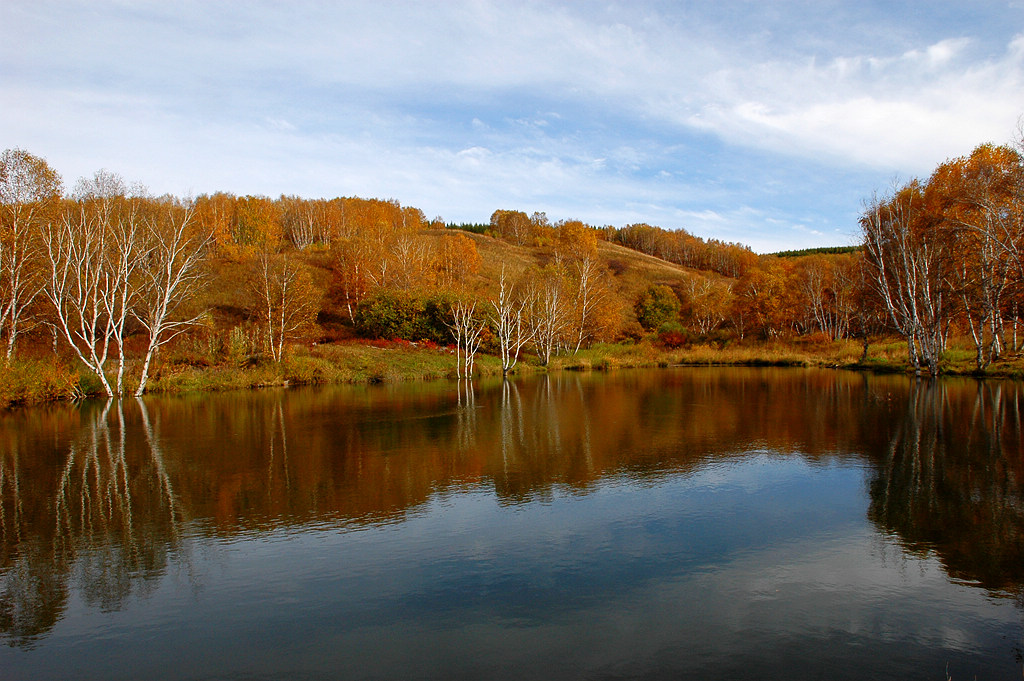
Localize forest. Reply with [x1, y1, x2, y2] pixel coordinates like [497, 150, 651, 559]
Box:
[1, 136, 1023, 403]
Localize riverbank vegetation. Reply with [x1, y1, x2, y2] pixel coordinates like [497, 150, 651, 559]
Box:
[2, 134, 1024, 407]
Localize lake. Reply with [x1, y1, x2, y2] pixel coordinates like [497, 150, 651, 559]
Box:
[0, 367, 1021, 680]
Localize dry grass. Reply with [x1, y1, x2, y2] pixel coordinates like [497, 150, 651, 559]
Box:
[420, 229, 698, 304]
[669, 339, 863, 368]
[0, 359, 81, 408]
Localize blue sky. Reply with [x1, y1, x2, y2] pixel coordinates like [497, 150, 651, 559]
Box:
[3, 1, 1023, 252]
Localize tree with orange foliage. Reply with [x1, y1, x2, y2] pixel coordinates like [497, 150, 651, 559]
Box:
[616, 223, 665, 258]
[280, 196, 338, 250]
[846, 251, 889, 361]
[732, 259, 799, 339]
[433, 233, 482, 291]
[555, 220, 617, 351]
[555, 220, 597, 264]
[347, 198, 429, 291]
[193, 192, 237, 255]
[930, 144, 1022, 368]
[331, 235, 372, 323]
[679, 274, 731, 336]
[328, 198, 433, 319]
[235, 195, 282, 252]
[490, 209, 533, 246]
[794, 254, 856, 340]
[389, 226, 431, 291]
[861, 181, 950, 376]
[0, 148, 63, 359]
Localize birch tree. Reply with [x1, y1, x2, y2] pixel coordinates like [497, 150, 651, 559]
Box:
[250, 252, 322, 363]
[43, 173, 148, 395]
[490, 209, 533, 245]
[0, 148, 63, 359]
[932, 145, 1022, 369]
[332, 235, 372, 323]
[134, 200, 213, 395]
[433, 233, 482, 291]
[556, 222, 613, 353]
[861, 182, 948, 376]
[489, 268, 535, 376]
[527, 267, 570, 366]
[105, 202, 148, 394]
[43, 206, 116, 395]
[682, 275, 732, 336]
[446, 299, 486, 378]
[795, 256, 854, 340]
[280, 196, 336, 250]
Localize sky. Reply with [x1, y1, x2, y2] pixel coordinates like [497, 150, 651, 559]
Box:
[3, 1, 1024, 253]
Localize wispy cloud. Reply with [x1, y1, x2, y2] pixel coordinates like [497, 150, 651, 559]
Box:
[685, 33, 1024, 172]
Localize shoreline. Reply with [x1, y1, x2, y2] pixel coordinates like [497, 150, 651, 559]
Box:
[4, 338, 1023, 410]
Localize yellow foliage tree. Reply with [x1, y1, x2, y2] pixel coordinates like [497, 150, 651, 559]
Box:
[433, 233, 482, 291]
[0, 148, 63, 359]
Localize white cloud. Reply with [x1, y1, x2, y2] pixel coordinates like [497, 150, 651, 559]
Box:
[266, 118, 296, 132]
[902, 37, 971, 67]
[682, 34, 1024, 173]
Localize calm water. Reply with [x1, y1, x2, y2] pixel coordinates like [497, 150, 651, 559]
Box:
[0, 368, 1022, 680]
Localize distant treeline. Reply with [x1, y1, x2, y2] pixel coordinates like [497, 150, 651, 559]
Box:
[446, 222, 489, 234]
[771, 246, 860, 258]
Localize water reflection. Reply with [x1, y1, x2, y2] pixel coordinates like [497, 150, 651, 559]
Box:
[868, 379, 1024, 596]
[0, 369, 1022, 655]
[0, 399, 186, 645]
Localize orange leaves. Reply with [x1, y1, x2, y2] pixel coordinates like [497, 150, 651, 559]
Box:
[555, 219, 598, 263]
[928, 144, 1022, 239]
[733, 259, 799, 339]
[612, 223, 755, 278]
[197, 195, 430, 261]
[489, 209, 533, 245]
[193, 192, 281, 259]
[193, 193, 236, 256]
[678, 273, 732, 336]
[857, 140, 1024, 374]
[235, 195, 283, 251]
[433, 233, 482, 292]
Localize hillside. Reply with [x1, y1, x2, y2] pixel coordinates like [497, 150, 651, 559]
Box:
[425, 228, 700, 297]
[291, 228, 708, 343]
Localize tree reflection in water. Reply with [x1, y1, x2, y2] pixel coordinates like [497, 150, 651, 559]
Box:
[868, 378, 1024, 599]
[1, 399, 185, 645]
[456, 379, 477, 453]
[0, 369, 1023, 653]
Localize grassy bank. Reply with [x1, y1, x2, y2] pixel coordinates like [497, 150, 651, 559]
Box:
[4, 337, 1024, 409]
[0, 359, 83, 408]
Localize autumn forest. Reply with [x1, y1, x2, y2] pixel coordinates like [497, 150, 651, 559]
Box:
[1, 136, 1024, 404]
